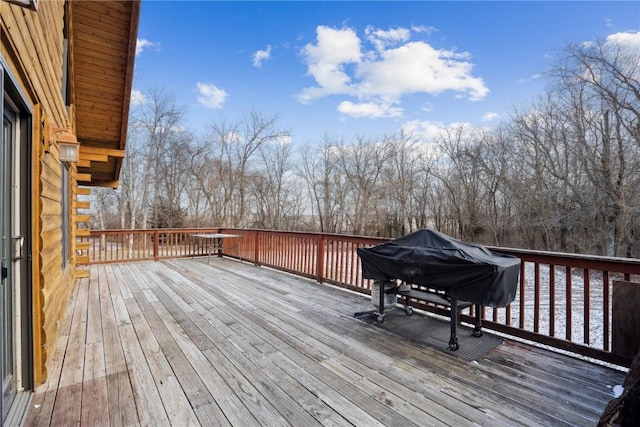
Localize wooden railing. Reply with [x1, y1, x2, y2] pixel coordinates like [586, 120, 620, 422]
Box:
[87, 228, 640, 367]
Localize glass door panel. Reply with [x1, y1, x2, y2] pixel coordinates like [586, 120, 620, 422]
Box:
[1, 104, 16, 421]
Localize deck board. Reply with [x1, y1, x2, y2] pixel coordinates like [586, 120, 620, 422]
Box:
[24, 258, 626, 426]
[100, 264, 139, 426]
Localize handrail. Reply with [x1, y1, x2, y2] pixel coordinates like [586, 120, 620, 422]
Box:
[86, 228, 640, 367]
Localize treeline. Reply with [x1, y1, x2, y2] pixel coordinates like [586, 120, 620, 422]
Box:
[91, 38, 640, 257]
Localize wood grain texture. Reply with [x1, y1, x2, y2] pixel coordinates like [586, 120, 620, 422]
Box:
[612, 281, 640, 359]
[24, 259, 626, 426]
[3, 0, 138, 387]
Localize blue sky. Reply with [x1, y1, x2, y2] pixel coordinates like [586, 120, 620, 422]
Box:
[132, 1, 640, 143]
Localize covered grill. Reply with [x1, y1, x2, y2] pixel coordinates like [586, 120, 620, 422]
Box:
[356, 229, 521, 350]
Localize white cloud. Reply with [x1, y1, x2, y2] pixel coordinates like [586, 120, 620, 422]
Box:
[196, 82, 228, 109]
[298, 25, 489, 119]
[130, 89, 146, 105]
[516, 73, 542, 84]
[411, 25, 438, 35]
[606, 32, 640, 79]
[402, 119, 448, 142]
[273, 134, 292, 146]
[605, 31, 640, 50]
[253, 45, 272, 68]
[401, 119, 471, 143]
[580, 31, 640, 82]
[337, 100, 403, 118]
[482, 112, 499, 122]
[298, 26, 362, 102]
[582, 31, 640, 53]
[357, 42, 487, 100]
[365, 26, 411, 51]
[136, 38, 158, 56]
[415, 103, 433, 114]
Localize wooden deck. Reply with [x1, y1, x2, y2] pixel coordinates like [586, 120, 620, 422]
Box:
[24, 258, 625, 426]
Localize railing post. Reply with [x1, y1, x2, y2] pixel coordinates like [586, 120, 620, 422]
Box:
[253, 230, 260, 266]
[316, 234, 325, 283]
[153, 229, 159, 261]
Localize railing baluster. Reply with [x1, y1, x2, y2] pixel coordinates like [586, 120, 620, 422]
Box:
[519, 262, 526, 330]
[285, 234, 289, 268]
[307, 238, 313, 275]
[254, 230, 259, 265]
[338, 238, 343, 283]
[603, 271, 610, 351]
[283, 234, 288, 269]
[566, 266, 572, 341]
[296, 237, 302, 273]
[348, 241, 354, 286]
[153, 229, 158, 261]
[355, 243, 362, 289]
[549, 264, 556, 337]
[534, 263, 540, 333]
[316, 234, 324, 283]
[584, 269, 590, 345]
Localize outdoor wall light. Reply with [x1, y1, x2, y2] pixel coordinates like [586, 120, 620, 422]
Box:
[50, 125, 80, 163]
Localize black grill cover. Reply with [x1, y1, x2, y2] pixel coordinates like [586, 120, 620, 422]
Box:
[357, 229, 520, 307]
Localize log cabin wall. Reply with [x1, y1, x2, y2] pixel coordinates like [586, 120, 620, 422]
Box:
[2, 0, 74, 386]
[1, 0, 139, 386]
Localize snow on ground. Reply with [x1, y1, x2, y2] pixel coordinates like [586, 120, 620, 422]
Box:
[484, 262, 614, 350]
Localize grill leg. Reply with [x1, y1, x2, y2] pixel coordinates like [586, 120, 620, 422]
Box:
[449, 297, 459, 351]
[472, 303, 483, 337]
[376, 280, 386, 322]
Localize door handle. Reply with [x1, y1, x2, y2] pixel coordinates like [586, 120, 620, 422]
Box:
[13, 236, 24, 260]
[1, 263, 6, 281]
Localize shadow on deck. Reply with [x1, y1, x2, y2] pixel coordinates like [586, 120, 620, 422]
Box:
[24, 258, 625, 426]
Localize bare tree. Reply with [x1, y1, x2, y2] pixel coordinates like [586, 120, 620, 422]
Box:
[457, 127, 515, 246]
[431, 125, 487, 241]
[186, 136, 231, 226]
[156, 129, 193, 227]
[507, 96, 591, 251]
[194, 111, 291, 227]
[128, 88, 185, 229]
[297, 135, 345, 233]
[117, 121, 144, 230]
[336, 136, 391, 235]
[380, 131, 421, 236]
[251, 138, 301, 229]
[410, 159, 436, 232]
[181, 155, 210, 227]
[548, 38, 640, 255]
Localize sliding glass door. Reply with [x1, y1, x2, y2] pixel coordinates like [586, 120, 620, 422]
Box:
[1, 94, 16, 422]
[1, 61, 33, 423]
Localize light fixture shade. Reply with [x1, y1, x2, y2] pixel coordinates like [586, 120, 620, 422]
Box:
[50, 125, 80, 163]
[59, 142, 79, 163]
